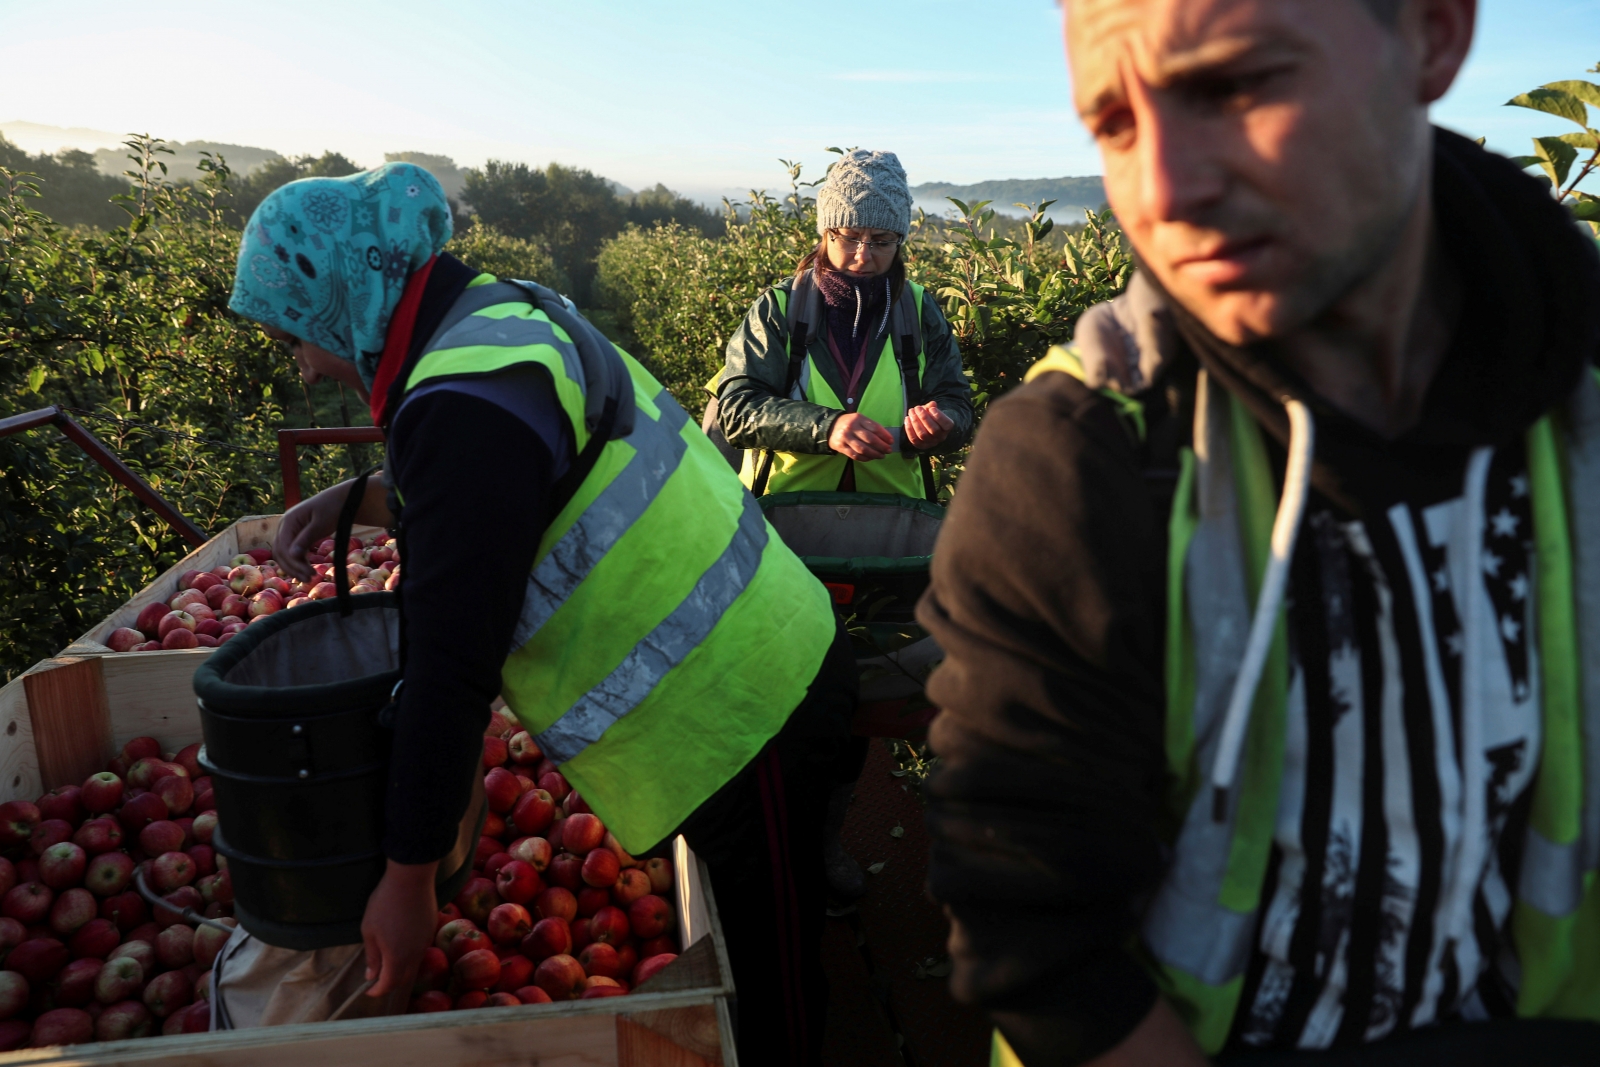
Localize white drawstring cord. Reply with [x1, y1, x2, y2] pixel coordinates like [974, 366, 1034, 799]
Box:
[1211, 399, 1317, 821]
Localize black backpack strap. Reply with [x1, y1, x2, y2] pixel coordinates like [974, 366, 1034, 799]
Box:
[751, 274, 815, 497]
[333, 465, 382, 618]
[889, 285, 938, 501]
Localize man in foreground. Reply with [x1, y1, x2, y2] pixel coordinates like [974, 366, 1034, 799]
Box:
[919, 0, 1600, 1063]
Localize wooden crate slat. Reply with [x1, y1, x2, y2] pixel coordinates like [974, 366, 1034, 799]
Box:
[621, 1003, 723, 1066]
[19, 657, 112, 791]
[0, 675, 41, 803]
[616, 1015, 715, 1067]
[96, 650, 206, 752]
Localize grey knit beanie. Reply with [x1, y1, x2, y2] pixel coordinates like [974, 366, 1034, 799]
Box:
[816, 150, 912, 237]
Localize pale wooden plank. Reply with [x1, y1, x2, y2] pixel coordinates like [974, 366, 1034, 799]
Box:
[20, 657, 113, 791]
[0, 674, 41, 804]
[97, 650, 209, 753]
[622, 1004, 722, 1066]
[0, 989, 724, 1066]
[616, 1015, 714, 1067]
[714, 998, 739, 1067]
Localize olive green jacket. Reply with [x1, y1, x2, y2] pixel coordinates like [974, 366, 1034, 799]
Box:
[714, 279, 974, 456]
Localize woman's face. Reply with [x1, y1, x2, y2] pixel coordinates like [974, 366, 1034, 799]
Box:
[824, 227, 902, 277]
[263, 326, 370, 402]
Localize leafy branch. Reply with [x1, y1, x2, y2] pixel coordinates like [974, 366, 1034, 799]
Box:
[1505, 65, 1600, 232]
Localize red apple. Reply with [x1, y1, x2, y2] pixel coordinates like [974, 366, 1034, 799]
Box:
[196, 872, 232, 907]
[161, 627, 199, 650]
[482, 812, 507, 841]
[514, 985, 552, 1005]
[509, 836, 552, 872]
[38, 843, 86, 890]
[578, 942, 625, 982]
[495, 860, 542, 906]
[133, 640, 162, 651]
[576, 887, 609, 918]
[612, 868, 651, 908]
[569, 917, 592, 953]
[79, 775, 124, 817]
[411, 946, 449, 994]
[473, 836, 502, 871]
[0, 860, 15, 902]
[533, 954, 585, 1001]
[247, 589, 285, 618]
[169, 589, 207, 612]
[410, 990, 452, 1014]
[28, 819, 73, 858]
[143, 968, 193, 1018]
[0, 1019, 26, 1050]
[561, 813, 604, 857]
[96, 955, 145, 1007]
[446, 928, 491, 964]
[510, 789, 556, 836]
[153, 775, 194, 817]
[483, 768, 521, 815]
[0, 802, 39, 847]
[107, 627, 147, 653]
[48, 889, 97, 936]
[189, 571, 223, 593]
[547, 853, 584, 892]
[164, 999, 211, 1034]
[433, 919, 478, 954]
[537, 771, 570, 802]
[590, 906, 631, 946]
[68, 918, 119, 961]
[0, 971, 25, 1020]
[122, 737, 162, 763]
[31, 1006, 93, 1046]
[533, 887, 576, 923]
[37, 786, 83, 828]
[581, 978, 627, 999]
[2, 884, 51, 925]
[644, 856, 674, 894]
[55, 957, 101, 1007]
[150, 851, 195, 894]
[0, 918, 26, 959]
[227, 566, 263, 597]
[157, 611, 197, 640]
[73, 817, 123, 857]
[155, 924, 194, 969]
[218, 593, 250, 618]
[188, 844, 216, 878]
[562, 791, 592, 818]
[117, 791, 168, 834]
[614, 941, 637, 975]
[453, 877, 499, 928]
[97, 895, 144, 934]
[454, 989, 488, 1011]
[533, 759, 559, 780]
[507, 731, 542, 766]
[7, 938, 67, 983]
[485, 903, 531, 946]
[482, 737, 508, 769]
[484, 853, 511, 882]
[639, 934, 675, 960]
[628, 894, 673, 940]
[139, 820, 185, 857]
[84, 853, 134, 898]
[95, 998, 151, 1039]
[134, 603, 170, 638]
[192, 918, 236, 969]
[434, 904, 461, 931]
[544, 815, 565, 851]
[452, 948, 501, 992]
[108, 939, 155, 975]
[190, 812, 217, 845]
[488, 954, 532, 996]
[481, 991, 518, 1007]
[158, 886, 202, 927]
[12, 859, 37, 886]
[633, 953, 677, 988]
[520, 916, 570, 961]
[204, 583, 230, 610]
[581, 848, 620, 889]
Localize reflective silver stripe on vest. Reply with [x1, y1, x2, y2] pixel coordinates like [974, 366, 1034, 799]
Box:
[535, 489, 770, 763]
[429, 306, 586, 391]
[510, 398, 692, 649]
[1142, 372, 1262, 985]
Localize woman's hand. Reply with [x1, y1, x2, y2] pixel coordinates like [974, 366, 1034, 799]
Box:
[361, 859, 439, 1000]
[904, 402, 954, 451]
[274, 475, 393, 582]
[828, 413, 896, 461]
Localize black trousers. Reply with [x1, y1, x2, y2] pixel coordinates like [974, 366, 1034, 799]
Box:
[1219, 1019, 1600, 1066]
[666, 621, 858, 1067]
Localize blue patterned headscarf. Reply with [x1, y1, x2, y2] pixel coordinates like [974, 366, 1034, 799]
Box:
[228, 163, 452, 385]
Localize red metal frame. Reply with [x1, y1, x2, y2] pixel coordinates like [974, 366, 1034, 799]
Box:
[0, 406, 207, 547]
[277, 426, 385, 508]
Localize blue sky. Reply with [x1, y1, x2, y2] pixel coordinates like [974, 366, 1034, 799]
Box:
[1, 0, 1595, 203]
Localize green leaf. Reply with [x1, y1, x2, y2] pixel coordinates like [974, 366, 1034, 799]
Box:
[1557, 131, 1600, 149]
[1544, 80, 1600, 110]
[890, 824, 904, 839]
[866, 861, 885, 875]
[1572, 200, 1600, 221]
[1507, 88, 1591, 128]
[1535, 136, 1580, 187]
[1509, 155, 1544, 170]
[27, 365, 45, 393]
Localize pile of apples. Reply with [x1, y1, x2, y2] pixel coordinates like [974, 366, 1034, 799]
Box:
[407, 710, 679, 1013]
[104, 533, 400, 653]
[0, 735, 234, 1048]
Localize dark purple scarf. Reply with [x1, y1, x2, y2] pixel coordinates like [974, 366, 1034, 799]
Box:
[814, 266, 892, 408]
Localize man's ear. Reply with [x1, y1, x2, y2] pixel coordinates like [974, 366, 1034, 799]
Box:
[1410, 0, 1476, 104]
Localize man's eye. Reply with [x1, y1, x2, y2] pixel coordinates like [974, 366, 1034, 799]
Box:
[1190, 69, 1281, 109]
[1094, 108, 1136, 147]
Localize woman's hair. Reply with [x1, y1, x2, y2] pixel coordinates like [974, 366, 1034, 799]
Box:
[796, 229, 907, 299]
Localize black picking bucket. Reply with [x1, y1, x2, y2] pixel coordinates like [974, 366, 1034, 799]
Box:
[192, 593, 415, 950]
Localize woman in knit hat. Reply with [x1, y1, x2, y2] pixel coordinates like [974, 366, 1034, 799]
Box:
[715, 149, 973, 500]
[714, 151, 974, 900]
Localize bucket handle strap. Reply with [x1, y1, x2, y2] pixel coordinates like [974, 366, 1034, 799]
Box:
[333, 465, 382, 619]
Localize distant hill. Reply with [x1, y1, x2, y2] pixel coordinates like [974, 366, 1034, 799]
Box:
[911, 176, 1106, 221]
[92, 140, 286, 182]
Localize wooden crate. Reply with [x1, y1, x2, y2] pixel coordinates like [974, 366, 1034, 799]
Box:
[0, 616, 739, 1064]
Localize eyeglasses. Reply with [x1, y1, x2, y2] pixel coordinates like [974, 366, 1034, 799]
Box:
[829, 231, 902, 254]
